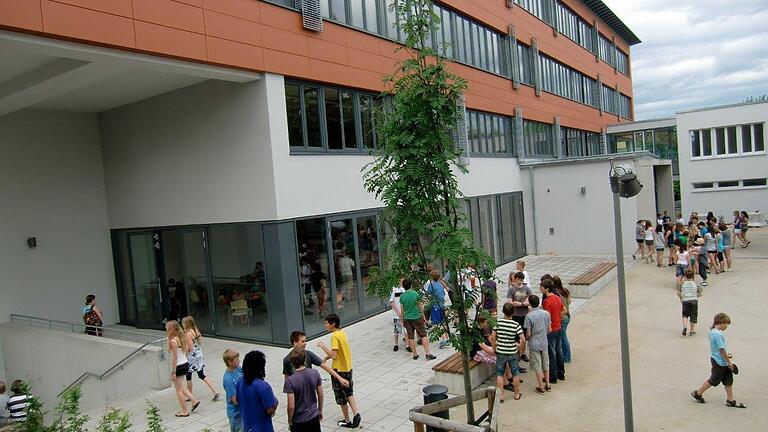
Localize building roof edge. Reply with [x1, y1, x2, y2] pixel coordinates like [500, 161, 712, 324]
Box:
[582, 0, 641, 46]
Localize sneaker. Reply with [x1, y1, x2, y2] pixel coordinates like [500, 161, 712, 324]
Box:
[682, 327, 687, 336]
[393, 345, 399, 352]
[632, 254, 636, 260]
[503, 384, 514, 391]
[439, 340, 450, 348]
[702, 281, 708, 287]
[351, 413, 361, 428]
[338, 419, 349, 427]
[425, 354, 437, 360]
[405, 346, 412, 353]
[212, 393, 220, 402]
[520, 354, 530, 362]
[413, 355, 419, 360]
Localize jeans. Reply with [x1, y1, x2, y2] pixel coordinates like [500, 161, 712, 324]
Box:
[561, 316, 571, 363]
[229, 415, 243, 432]
[547, 329, 565, 382]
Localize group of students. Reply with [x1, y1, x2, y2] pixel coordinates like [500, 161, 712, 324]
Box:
[0, 380, 31, 426]
[219, 314, 360, 432]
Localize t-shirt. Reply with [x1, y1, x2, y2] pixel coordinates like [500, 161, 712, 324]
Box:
[655, 231, 666, 249]
[521, 270, 531, 286]
[470, 327, 491, 358]
[717, 234, 724, 252]
[542, 294, 563, 332]
[0, 394, 9, 420]
[425, 281, 446, 307]
[339, 256, 355, 276]
[223, 367, 243, 419]
[481, 280, 497, 311]
[493, 318, 523, 355]
[506, 285, 532, 317]
[635, 224, 644, 240]
[284, 368, 322, 424]
[399, 289, 422, 320]
[709, 328, 727, 366]
[330, 329, 352, 372]
[7, 394, 29, 422]
[678, 280, 701, 302]
[523, 308, 551, 352]
[704, 233, 716, 252]
[237, 378, 278, 432]
[282, 349, 323, 377]
[389, 286, 406, 318]
[721, 229, 732, 247]
[698, 246, 708, 264]
[676, 250, 689, 266]
[644, 228, 654, 241]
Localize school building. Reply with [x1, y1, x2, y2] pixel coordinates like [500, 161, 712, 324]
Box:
[606, 100, 768, 221]
[0, 0, 662, 348]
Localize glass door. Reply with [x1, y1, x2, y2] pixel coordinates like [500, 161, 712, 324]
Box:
[328, 217, 361, 322]
[356, 215, 384, 313]
[128, 232, 163, 329]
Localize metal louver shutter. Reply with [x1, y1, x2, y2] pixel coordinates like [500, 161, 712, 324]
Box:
[456, 95, 470, 165]
[298, 0, 323, 32]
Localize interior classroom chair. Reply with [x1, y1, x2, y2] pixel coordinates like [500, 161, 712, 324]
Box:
[229, 299, 251, 326]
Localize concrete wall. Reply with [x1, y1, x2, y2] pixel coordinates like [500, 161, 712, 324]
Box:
[633, 160, 657, 221]
[654, 164, 675, 217]
[0, 325, 168, 413]
[100, 79, 278, 228]
[527, 158, 639, 256]
[0, 110, 116, 325]
[676, 102, 768, 218]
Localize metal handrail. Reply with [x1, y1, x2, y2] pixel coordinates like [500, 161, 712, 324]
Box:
[7, 314, 166, 397]
[57, 337, 166, 397]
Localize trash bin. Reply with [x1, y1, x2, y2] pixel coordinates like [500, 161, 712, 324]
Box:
[423, 384, 449, 432]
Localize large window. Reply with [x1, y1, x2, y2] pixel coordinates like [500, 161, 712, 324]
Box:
[618, 93, 632, 119]
[286, 81, 378, 153]
[467, 110, 514, 157]
[598, 34, 615, 66]
[616, 49, 630, 75]
[602, 85, 617, 114]
[555, 2, 593, 53]
[691, 122, 766, 159]
[523, 119, 555, 158]
[539, 54, 599, 106]
[562, 127, 600, 157]
[518, 43, 535, 85]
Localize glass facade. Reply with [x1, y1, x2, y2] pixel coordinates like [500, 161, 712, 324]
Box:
[691, 122, 765, 158]
[540, 54, 600, 107]
[522, 119, 555, 158]
[112, 197, 527, 343]
[608, 125, 679, 175]
[467, 109, 515, 157]
[561, 127, 600, 157]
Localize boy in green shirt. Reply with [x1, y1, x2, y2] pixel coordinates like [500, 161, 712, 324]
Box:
[399, 279, 437, 361]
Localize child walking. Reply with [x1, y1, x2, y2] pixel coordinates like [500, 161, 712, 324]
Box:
[691, 313, 746, 408]
[182, 316, 221, 401]
[222, 349, 243, 432]
[655, 225, 666, 268]
[676, 269, 702, 336]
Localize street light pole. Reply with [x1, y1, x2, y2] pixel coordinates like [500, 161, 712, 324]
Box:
[609, 160, 637, 432]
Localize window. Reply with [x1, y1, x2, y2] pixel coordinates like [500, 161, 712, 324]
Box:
[602, 85, 618, 114]
[555, 2, 595, 54]
[562, 127, 600, 157]
[518, 44, 535, 85]
[619, 94, 632, 119]
[692, 182, 714, 189]
[464, 110, 514, 157]
[742, 178, 767, 187]
[741, 124, 752, 152]
[523, 119, 554, 158]
[286, 81, 377, 153]
[715, 127, 726, 155]
[717, 180, 739, 188]
[690, 130, 700, 157]
[616, 49, 629, 75]
[727, 126, 738, 154]
[754, 123, 765, 151]
[701, 130, 712, 156]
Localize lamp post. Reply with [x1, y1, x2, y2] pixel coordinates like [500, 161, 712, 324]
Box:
[608, 159, 642, 432]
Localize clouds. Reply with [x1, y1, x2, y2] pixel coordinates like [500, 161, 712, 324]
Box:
[603, 0, 768, 119]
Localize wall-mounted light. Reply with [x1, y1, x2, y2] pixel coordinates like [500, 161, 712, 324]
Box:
[580, 186, 587, 195]
[27, 237, 37, 248]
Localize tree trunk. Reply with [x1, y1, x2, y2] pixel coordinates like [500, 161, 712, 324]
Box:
[449, 265, 475, 424]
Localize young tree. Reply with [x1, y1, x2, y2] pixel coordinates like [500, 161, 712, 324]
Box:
[363, 0, 495, 423]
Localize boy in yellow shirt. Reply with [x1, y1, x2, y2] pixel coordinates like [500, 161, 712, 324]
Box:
[317, 313, 361, 428]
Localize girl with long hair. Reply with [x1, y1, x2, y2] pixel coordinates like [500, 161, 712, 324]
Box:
[739, 211, 751, 248]
[181, 316, 220, 401]
[552, 276, 572, 363]
[82, 294, 103, 336]
[236, 351, 278, 432]
[166, 320, 200, 417]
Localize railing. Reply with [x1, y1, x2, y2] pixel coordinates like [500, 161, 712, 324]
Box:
[9, 314, 166, 397]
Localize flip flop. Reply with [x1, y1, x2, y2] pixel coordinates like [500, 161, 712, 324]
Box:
[514, 393, 522, 400]
[191, 401, 200, 412]
[175, 412, 189, 417]
[544, 384, 551, 392]
[535, 387, 545, 394]
[726, 400, 746, 408]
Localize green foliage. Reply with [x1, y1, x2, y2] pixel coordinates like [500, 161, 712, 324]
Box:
[144, 402, 164, 432]
[12, 383, 47, 432]
[96, 408, 132, 432]
[50, 387, 90, 432]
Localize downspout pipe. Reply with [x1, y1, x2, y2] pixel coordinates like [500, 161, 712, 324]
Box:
[528, 165, 539, 255]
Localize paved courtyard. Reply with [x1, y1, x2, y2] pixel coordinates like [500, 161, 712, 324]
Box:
[83, 234, 767, 431]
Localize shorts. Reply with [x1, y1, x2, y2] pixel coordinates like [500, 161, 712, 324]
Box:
[404, 318, 427, 339]
[645, 240, 654, 246]
[742, 226, 749, 233]
[495, 353, 520, 377]
[228, 414, 243, 432]
[717, 252, 724, 262]
[175, 362, 190, 377]
[681, 300, 698, 323]
[290, 415, 321, 432]
[733, 228, 741, 234]
[529, 349, 549, 373]
[331, 370, 354, 405]
[656, 246, 665, 251]
[186, 367, 207, 381]
[675, 264, 688, 277]
[636, 239, 644, 244]
[707, 358, 733, 387]
[393, 318, 402, 335]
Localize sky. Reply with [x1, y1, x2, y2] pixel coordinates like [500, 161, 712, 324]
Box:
[602, 0, 768, 120]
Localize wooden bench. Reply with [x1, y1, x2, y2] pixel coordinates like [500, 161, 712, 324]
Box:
[432, 352, 494, 394]
[569, 261, 616, 285]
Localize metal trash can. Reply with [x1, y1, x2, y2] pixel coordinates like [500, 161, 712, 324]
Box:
[423, 384, 449, 432]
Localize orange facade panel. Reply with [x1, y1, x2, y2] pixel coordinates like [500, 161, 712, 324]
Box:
[1, 0, 633, 130]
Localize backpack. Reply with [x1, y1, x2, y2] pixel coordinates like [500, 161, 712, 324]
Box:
[83, 305, 103, 335]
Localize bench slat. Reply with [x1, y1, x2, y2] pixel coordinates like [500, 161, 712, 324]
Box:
[433, 352, 480, 374]
[569, 262, 616, 285]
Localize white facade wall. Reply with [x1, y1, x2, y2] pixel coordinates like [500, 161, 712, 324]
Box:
[526, 158, 640, 256]
[676, 102, 768, 218]
[100, 79, 278, 228]
[0, 110, 116, 324]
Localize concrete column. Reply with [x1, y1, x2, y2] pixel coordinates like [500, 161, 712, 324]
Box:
[509, 25, 520, 89]
[532, 38, 542, 97]
[553, 115, 562, 158]
[597, 73, 604, 114]
[592, 21, 600, 61]
[600, 130, 608, 154]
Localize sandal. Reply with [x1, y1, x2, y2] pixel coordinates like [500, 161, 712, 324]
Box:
[212, 393, 221, 402]
[691, 390, 705, 403]
[726, 400, 746, 408]
[174, 412, 189, 417]
[535, 387, 545, 394]
[514, 393, 522, 400]
[191, 401, 200, 412]
[544, 384, 551, 392]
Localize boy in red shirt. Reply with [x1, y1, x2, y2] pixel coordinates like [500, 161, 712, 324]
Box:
[540, 278, 566, 384]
